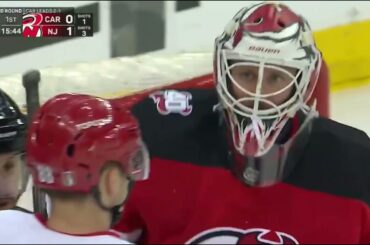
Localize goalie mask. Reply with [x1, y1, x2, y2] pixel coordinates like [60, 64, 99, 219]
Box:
[214, 2, 322, 186]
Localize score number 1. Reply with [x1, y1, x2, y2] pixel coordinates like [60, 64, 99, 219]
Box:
[67, 26, 73, 36]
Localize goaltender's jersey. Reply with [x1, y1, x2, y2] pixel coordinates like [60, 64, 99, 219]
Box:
[112, 78, 370, 244]
[0, 210, 130, 244]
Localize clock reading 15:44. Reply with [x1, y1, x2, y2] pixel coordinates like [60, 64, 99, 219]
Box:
[0, 27, 22, 36]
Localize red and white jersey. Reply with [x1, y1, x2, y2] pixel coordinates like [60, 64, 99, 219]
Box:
[0, 210, 131, 244]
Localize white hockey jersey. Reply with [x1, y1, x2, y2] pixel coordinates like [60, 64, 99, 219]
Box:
[0, 210, 131, 244]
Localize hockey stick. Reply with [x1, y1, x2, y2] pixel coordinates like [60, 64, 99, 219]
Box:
[22, 70, 47, 217]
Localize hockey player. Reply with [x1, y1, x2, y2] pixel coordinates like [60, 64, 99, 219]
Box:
[0, 93, 150, 244]
[113, 2, 370, 244]
[0, 89, 29, 212]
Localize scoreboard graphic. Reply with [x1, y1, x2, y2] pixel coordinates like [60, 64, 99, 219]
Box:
[0, 7, 93, 37]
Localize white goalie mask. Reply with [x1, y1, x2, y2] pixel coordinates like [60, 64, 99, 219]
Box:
[214, 2, 322, 186]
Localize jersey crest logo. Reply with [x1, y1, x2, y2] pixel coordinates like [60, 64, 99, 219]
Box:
[150, 90, 192, 116]
[186, 227, 299, 244]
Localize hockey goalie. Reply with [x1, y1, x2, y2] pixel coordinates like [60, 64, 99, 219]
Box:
[111, 2, 369, 244]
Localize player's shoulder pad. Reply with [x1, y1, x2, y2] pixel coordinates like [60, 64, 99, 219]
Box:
[133, 87, 218, 141]
[125, 80, 229, 166]
[313, 117, 370, 149]
[109, 76, 229, 166]
[127, 76, 218, 128]
[309, 117, 370, 204]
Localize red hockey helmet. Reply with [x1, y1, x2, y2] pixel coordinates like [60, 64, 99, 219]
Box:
[214, 2, 322, 186]
[26, 93, 149, 192]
